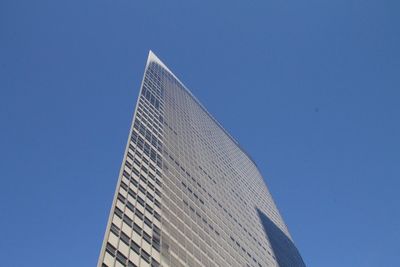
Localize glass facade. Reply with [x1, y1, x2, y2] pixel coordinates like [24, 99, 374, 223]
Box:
[97, 51, 305, 267]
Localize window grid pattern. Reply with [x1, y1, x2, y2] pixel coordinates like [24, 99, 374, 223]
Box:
[98, 52, 304, 267]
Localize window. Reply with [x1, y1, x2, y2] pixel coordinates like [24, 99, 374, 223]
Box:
[125, 161, 132, 169]
[151, 259, 160, 267]
[116, 251, 127, 265]
[106, 243, 116, 256]
[126, 201, 135, 213]
[120, 232, 130, 245]
[143, 231, 151, 244]
[132, 223, 142, 235]
[114, 207, 123, 219]
[139, 185, 146, 194]
[130, 240, 140, 254]
[123, 215, 133, 226]
[120, 182, 128, 191]
[128, 188, 136, 199]
[135, 209, 144, 220]
[154, 211, 161, 221]
[144, 216, 152, 227]
[137, 196, 145, 207]
[110, 223, 120, 236]
[145, 204, 153, 214]
[141, 250, 151, 263]
[117, 193, 126, 203]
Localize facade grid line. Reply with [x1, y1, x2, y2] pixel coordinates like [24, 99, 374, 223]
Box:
[97, 51, 305, 267]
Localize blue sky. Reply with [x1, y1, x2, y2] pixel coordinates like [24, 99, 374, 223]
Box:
[1, 0, 399, 266]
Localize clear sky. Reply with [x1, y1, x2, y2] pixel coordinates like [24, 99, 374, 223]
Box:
[1, 1, 399, 266]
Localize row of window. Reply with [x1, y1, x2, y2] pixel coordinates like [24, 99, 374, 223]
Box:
[133, 119, 163, 153]
[121, 170, 161, 214]
[141, 84, 162, 110]
[128, 61, 278, 266]
[137, 101, 163, 136]
[104, 239, 159, 267]
[161, 122, 266, 264]
[131, 124, 162, 169]
[168, 119, 271, 260]
[162, 149, 252, 265]
[102, 95, 165, 266]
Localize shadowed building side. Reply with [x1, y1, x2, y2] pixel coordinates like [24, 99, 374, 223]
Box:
[257, 208, 306, 267]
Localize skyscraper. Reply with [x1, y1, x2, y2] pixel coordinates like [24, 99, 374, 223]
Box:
[98, 51, 305, 267]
